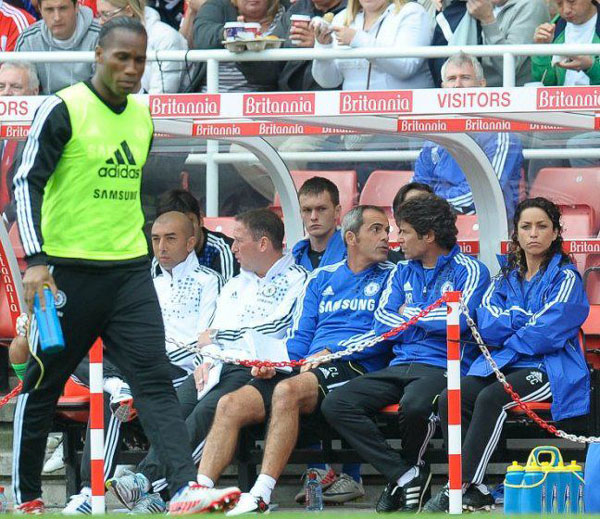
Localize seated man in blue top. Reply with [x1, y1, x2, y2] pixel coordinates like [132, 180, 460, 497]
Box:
[292, 176, 362, 503]
[292, 176, 345, 271]
[322, 195, 490, 513]
[187, 205, 395, 515]
[425, 197, 590, 513]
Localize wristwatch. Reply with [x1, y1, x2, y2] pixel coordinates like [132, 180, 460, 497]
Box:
[208, 329, 220, 345]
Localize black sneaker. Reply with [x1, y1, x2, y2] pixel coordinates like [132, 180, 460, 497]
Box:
[375, 464, 431, 513]
[423, 485, 449, 513]
[463, 484, 495, 511]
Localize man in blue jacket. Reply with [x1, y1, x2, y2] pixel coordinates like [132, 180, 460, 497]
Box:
[413, 53, 523, 223]
[321, 195, 490, 513]
[292, 176, 345, 271]
[188, 205, 395, 515]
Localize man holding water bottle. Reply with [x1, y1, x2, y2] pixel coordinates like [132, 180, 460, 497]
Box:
[11, 16, 220, 515]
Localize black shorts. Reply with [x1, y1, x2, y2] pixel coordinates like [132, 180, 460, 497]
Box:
[247, 360, 365, 415]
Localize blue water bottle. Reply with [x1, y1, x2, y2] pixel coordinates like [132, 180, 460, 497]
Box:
[567, 461, 585, 514]
[546, 462, 571, 514]
[520, 462, 547, 514]
[33, 287, 65, 353]
[504, 461, 525, 514]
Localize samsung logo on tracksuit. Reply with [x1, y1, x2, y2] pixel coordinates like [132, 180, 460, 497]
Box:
[319, 298, 376, 313]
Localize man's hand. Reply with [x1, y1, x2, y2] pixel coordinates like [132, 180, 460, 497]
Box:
[300, 349, 330, 372]
[23, 265, 57, 311]
[291, 23, 315, 47]
[332, 26, 356, 46]
[533, 23, 555, 44]
[251, 365, 277, 379]
[197, 329, 213, 348]
[556, 55, 594, 72]
[466, 0, 495, 24]
[194, 361, 213, 391]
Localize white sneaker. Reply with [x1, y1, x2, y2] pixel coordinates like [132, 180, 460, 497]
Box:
[168, 483, 241, 515]
[106, 470, 150, 510]
[42, 443, 65, 473]
[225, 493, 269, 516]
[62, 493, 91, 515]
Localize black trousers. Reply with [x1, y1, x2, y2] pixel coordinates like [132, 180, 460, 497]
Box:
[138, 364, 253, 495]
[438, 368, 551, 485]
[321, 363, 447, 483]
[12, 263, 197, 503]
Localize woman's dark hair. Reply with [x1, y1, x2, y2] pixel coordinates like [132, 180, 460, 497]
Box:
[392, 182, 433, 217]
[395, 194, 457, 250]
[505, 197, 571, 277]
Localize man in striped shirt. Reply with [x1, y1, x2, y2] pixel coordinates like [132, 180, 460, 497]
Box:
[0, 0, 34, 51]
[106, 209, 307, 513]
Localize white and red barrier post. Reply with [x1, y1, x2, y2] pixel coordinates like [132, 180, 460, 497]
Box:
[446, 291, 462, 514]
[89, 339, 105, 514]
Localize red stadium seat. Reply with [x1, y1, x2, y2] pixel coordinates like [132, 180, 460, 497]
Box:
[456, 215, 479, 240]
[273, 170, 358, 219]
[57, 377, 90, 424]
[204, 217, 236, 238]
[582, 305, 600, 369]
[359, 170, 414, 217]
[561, 208, 594, 274]
[530, 167, 600, 234]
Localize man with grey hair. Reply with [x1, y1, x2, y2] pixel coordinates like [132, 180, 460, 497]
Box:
[186, 205, 394, 515]
[413, 52, 523, 223]
[0, 61, 39, 96]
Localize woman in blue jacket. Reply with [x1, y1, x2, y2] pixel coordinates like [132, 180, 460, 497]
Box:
[425, 197, 590, 513]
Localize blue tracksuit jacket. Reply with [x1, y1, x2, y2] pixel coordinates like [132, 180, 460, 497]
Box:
[286, 260, 394, 372]
[374, 245, 490, 373]
[413, 133, 523, 223]
[292, 230, 346, 271]
[473, 253, 590, 421]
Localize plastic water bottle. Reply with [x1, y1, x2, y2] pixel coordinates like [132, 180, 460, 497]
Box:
[305, 471, 323, 511]
[0, 486, 9, 513]
[567, 460, 585, 514]
[33, 287, 65, 353]
[504, 461, 524, 514]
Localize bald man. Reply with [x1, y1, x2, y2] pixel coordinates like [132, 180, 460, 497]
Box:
[63, 211, 224, 514]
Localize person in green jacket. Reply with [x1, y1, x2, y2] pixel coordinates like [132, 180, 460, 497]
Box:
[532, 0, 600, 85]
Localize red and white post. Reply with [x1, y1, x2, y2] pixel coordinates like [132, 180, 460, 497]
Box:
[445, 291, 462, 515]
[89, 339, 105, 514]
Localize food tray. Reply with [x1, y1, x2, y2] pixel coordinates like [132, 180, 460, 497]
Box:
[222, 38, 284, 53]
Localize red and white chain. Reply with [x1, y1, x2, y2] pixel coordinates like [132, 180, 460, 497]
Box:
[459, 300, 600, 444]
[166, 296, 447, 369]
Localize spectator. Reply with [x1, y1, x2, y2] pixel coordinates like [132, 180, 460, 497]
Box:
[413, 53, 523, 223]
[322, 195, 490, 513]
[62, 211, 223, 514]
[429, 0, 549, 86]
[0, 0, 35, 50]
[5, 0, 38, 20]
[312, 0, 434, 90]
[15, 0, 100, 93]
[532, 0, 600, 85]
[96, 0, 188, 92]
[156, 189, 240, 282]
[424, 198, 590, 512]
[0, 62, 39, 222]
[106, 209, 308, 513]
[291, 176, 364, 504]
[190, 0, 285, 91]
[188, 206, 394, 515]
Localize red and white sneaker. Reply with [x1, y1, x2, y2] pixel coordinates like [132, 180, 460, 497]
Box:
[225, 493, 269, 516]
[168, 483, 241, 515]
[16, 499, 45, 514]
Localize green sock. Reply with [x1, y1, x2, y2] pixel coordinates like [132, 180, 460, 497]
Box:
[11, 362, 27, 381]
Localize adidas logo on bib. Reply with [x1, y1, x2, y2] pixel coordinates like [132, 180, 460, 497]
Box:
[98, 141, 141, 179]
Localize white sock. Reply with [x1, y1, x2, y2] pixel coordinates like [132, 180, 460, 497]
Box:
[249, 474, 276, 504]
[396, 466, 419, 488]
[197, 474, 214, 488]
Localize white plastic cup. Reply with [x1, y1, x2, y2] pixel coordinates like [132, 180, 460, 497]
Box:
[290, 14, 311, 45]
[244, 22, 261, 38]
[224, 21, 245, 41]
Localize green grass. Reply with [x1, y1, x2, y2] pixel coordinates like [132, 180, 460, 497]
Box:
[5, 513, 600, 518]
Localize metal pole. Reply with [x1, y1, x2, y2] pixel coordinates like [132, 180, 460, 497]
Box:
[502, 53, 516, 87]
[205, 59, 219, 217]
[89, 339, 105, 514]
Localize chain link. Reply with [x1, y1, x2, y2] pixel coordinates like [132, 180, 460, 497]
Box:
[166, 296, 448, 368]
[0, 381, 22, 408]
[459, 300, 600, 444]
